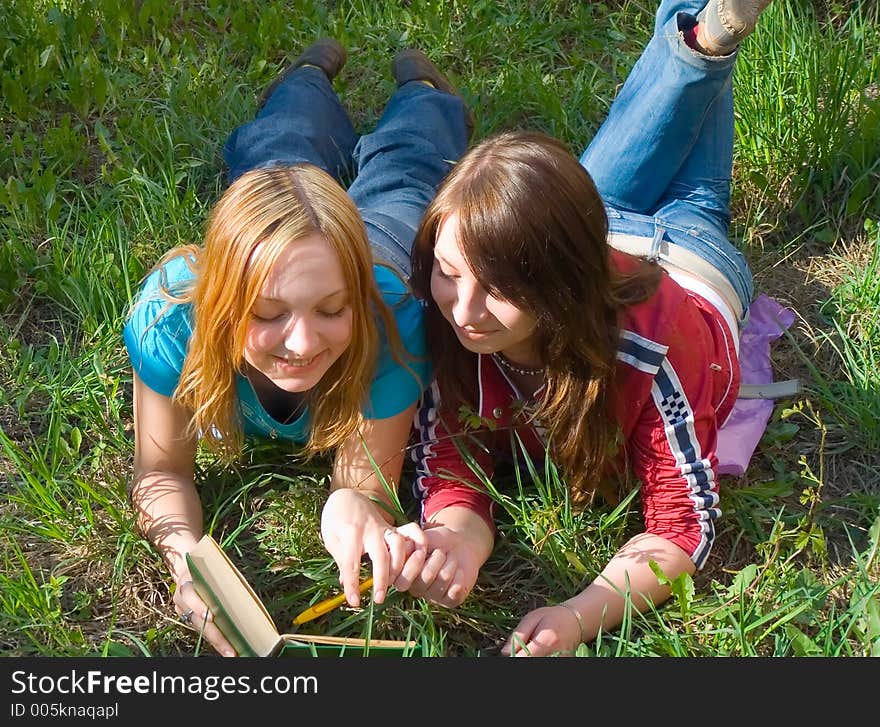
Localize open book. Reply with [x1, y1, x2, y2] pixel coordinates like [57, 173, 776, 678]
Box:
[185, 534, 421, 657]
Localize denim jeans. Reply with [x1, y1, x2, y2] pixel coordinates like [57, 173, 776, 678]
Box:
[580, 0, 754, 321]
[222, 66, 471, 278]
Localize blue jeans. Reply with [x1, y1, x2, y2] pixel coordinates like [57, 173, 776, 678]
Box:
[580, 0, 754, 320]
[222, 66, 471, 278]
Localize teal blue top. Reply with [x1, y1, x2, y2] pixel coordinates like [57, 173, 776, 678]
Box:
[123, 255, 429, 442]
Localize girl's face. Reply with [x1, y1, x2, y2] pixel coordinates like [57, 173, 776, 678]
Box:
[430, 213, 539, 363]
[243, 233, 354, 393]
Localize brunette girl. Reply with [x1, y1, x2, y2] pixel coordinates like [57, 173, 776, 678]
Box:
[401, 0, 773, 655]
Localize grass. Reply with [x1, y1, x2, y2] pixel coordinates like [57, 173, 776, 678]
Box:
[1, 0, 878, 658]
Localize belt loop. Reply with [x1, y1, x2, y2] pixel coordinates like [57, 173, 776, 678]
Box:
[648, 224, 666, 262]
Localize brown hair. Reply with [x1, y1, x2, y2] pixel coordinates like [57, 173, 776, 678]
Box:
[151, 164, 405, 458]
[411, 131, 661, 504]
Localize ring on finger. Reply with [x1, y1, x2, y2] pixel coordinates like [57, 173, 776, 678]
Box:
[179, 608, 195, 625]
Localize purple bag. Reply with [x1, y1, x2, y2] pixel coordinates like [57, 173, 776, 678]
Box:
[716, 294, 798, 476]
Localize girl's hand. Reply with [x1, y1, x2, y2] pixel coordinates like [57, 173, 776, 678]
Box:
[398, 524, 483, 607]
[502, 604, 584, 657]
[320, 488, 425, 606]
[173, 578, 236, 657]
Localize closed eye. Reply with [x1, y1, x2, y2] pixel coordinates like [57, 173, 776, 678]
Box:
[433, 263, 458, 280]
[250, 311, 284, 322]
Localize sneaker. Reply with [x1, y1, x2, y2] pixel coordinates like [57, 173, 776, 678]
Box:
[696, 0, 774, 55]
[391, 48, 475, 137]
[258, 37, 347, 111]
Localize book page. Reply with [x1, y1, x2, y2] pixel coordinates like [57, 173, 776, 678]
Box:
[279, 633, 422, 657]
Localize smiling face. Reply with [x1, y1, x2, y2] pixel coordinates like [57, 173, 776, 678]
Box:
[243, 232, 354, 393]
[430, 213, 539, 365]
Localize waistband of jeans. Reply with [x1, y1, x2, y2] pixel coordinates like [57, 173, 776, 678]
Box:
[608, 231, 744, 322]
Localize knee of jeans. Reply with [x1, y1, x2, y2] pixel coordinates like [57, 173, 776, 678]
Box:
[360, 201, 428, 242]
[363, 215, 414, 277]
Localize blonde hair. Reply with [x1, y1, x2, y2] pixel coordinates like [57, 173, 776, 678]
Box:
[152, 164, 403, 458]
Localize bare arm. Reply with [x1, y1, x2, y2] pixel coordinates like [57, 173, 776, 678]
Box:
[329, 402, 415, 508]
[131, 371, 201, 580]
[130, 371, 234, 656]
[566, 533, 694, 637]
[505, 533, 695, 656]
[321, 403, 420, 606]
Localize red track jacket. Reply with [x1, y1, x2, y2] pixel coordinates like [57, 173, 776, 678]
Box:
[410, 251, 740, 568]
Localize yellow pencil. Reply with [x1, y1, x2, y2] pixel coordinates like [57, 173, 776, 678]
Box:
[291, 577, 374, 626]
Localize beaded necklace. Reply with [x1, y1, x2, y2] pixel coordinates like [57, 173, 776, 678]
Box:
[491, 351, 544, 377]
